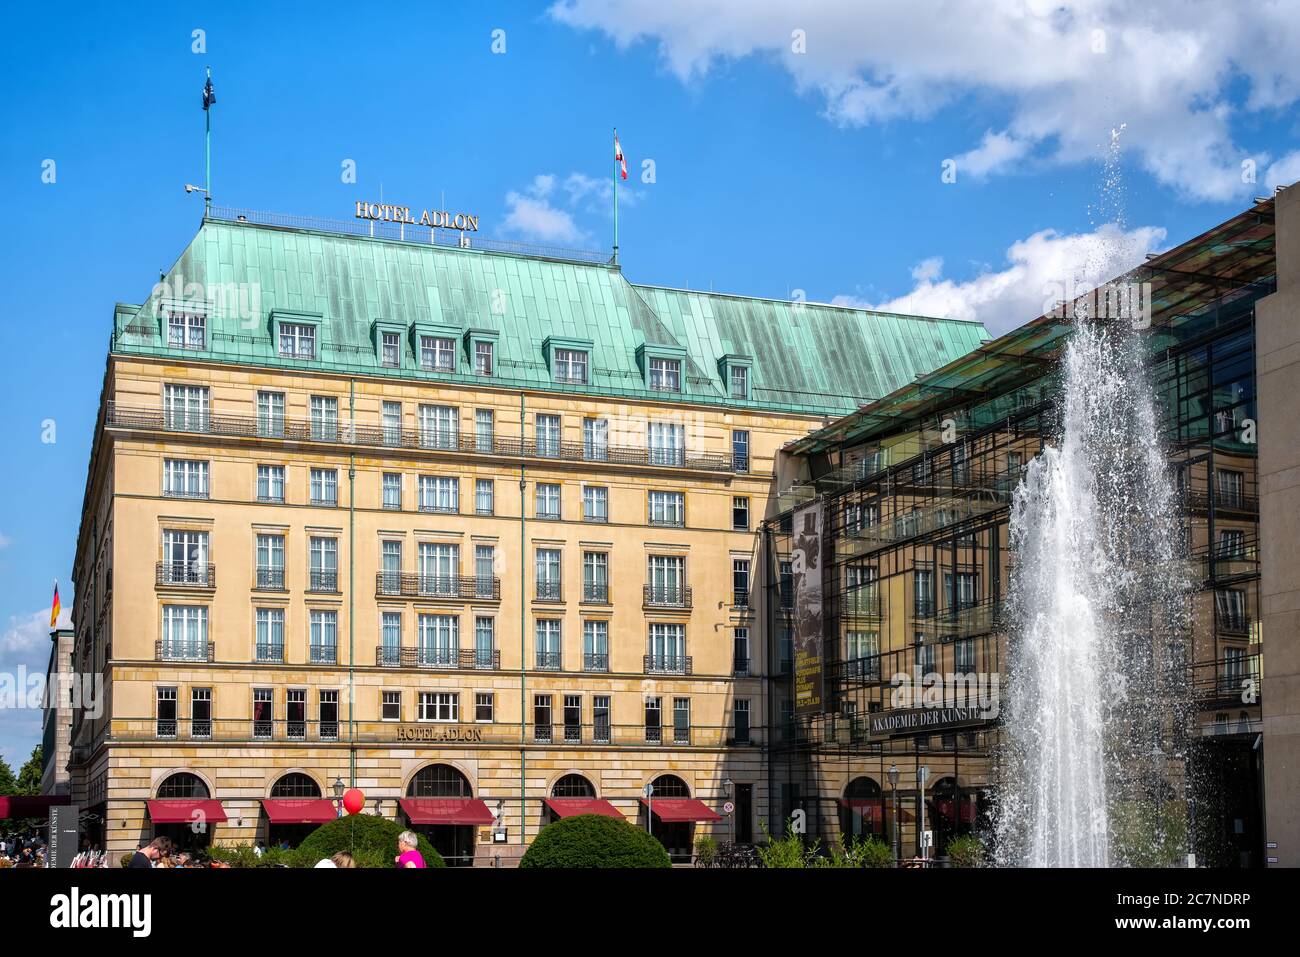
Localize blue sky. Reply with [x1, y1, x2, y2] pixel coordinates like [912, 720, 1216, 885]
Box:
[0, 0, 1297, 765]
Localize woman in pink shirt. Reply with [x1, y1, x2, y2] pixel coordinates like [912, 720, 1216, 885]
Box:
[395, 830, 425, 868]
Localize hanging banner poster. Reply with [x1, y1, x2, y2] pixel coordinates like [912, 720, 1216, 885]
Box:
[792, 501, 825, 714]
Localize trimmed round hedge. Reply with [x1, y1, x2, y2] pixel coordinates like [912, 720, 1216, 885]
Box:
[519, 814, 671, 868]
[295, 814, 445, 869]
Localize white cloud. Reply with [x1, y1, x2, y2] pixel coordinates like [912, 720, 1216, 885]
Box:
[0, 532, 10, 549]
[0, 606, 71, 670]
[835, 222, 1167, 335]
[503, 175, 589, 245]
[549, 0, 1300, 201]
[1265, 151, 1300, 193]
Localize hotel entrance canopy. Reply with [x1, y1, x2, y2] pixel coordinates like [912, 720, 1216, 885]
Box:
[640, 798, 722, 822]
[146, 799, 228, 824]
[543, 797, 624, 820]
[399, 798, 495, 825]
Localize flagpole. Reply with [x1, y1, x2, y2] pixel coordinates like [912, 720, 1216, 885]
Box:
[612, 127, 619, 266]
[205, 67, 212, 215]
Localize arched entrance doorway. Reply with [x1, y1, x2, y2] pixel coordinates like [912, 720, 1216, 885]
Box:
[928, 776, 980, 856]
[840, 776, 884, 842]
[266, 773, 324, 848]
[152, 773, 215, 852]
[643, 774, 692, 863]
[404, 764, 476, 867]
[544, 773, 597, 825]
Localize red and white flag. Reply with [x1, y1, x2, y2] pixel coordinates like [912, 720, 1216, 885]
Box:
[614, 133, 628, 180]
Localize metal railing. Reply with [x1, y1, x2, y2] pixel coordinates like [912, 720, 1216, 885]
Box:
[310, 644, 338, 664]
[156, 562, 215, 587]
[583, 653, 609, 672]
[536, 651, 563, 671]
[254, 642, 284, 663]
[645, 655, 692, 675]
[535, 581, 563, 602]
[107, 402, 737, 473]
[308, 570, 339, 593]
[644, 584, 692, 608]
[375, 647, 501, 670]
[582, 582, 609, 603]
[375, 573, 501, 600]
[155, 640, 214, 662]
[255, 567, 286, 591]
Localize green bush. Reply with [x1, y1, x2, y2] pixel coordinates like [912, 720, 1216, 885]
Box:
[207, 844, 298, 868]
[520, 814, 671, 868]
[295, 814, 445, 869]
[756, 820, 815, 868]
[945, 834, 985, 868]
[836, 835, 893, 868]
[694, 834, 718, 867]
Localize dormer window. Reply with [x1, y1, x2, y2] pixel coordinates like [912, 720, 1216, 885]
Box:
[649, 357, 681, 392]
[474, 340, 494, 376]
[279, 323, 316, 359]
[381, 331, 401, 368]
[420, 336, 456, 372]
[168, 311, 206, 350]
[555, 349, 589, 384]
[729, 364, 748, 399]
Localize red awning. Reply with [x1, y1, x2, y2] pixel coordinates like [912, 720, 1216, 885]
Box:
[262, 799, 338, 824]
[0, 795, 72, 819]
[146, 799, 228, 824]
[543, 797, 624, 820]
[933, 799, 977, 823]
[640, 798, 722, 823]
[840, 799, 914, 822]
[399, 798, 495, 826]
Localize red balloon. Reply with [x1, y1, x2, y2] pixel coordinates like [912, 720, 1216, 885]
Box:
[343, 788, 365, 815]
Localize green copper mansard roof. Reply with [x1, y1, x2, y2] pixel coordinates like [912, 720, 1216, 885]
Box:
[112, 215, 988, 417]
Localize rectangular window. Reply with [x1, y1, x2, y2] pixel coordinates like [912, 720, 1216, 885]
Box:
[536, 414, 562, 457]
[160, 606, 208, 661]
[382, 690, 401, 721]
[257, 391, 285, 438]
[1216, 589, 1248, 632]
[583, 418, 608, 461]
[163, 459, 209, 498]
[649, 357, 681, 392]
[945, 571, 978, 611]
[583, 620, 609, 671]
[319, 690, 339, 740]
[593, 695, 611, 743]
[256, 534, 285, 590]
[420, 336, 456, 372]
[648, 490, 685, 526]
[644, 696, 662, 743]
[382, 401, 402, 447]
[648, 555, 685, 605]
[536, 483, 561, 520]
[914, 569, 934, 618]
[253, 688, 273, 739]
[381, 331, 401, 367]
[535, 619, 561, 669]
[729, 365, 748, 399]
[673, 697, 691, 745]
[382, 472, 402, 509]
[1217, 469, 1245, 507]
[582, 486, 608, 522]
[310, 468, 338, 506]
[955, 638, 976, 675]
[418, 614, 460, 667]
[732, 496, 750, 530]
[475, 341, 494, 376]
[554, 349, 588, 384]
[475, 409, 494, 453]
[256, 464, 285, 503]
[419, 404, 458, 450]
[1218, 528, 1246, 558]
[279, 322, 316, 359]
[475, 479, 494, 515]
[732, 559, 750, 607]
[191, 687, 212, 739]
[564, 694, 582, 742]
[255, 608, 285, 661]
[310, 610, 338, 663]
[534, 694, 553, 742]
[379, 540, 402, 595]
[471, 545, 495, 599]
[418, 542, 460, 597]
[156, 687, 177, 739]
[287, 689, 306, 739]
[475, 692, 494, 722]
[309, 395, 338, 442]
[419, 475, 459, 513]
[733, 628, 750, 675]
[163, 384, 210, 432]
[583, 552, 608, 603]
[419, 691, 459, 722]
[474, 615, 495, 668]
[380, 612, 401, 666]
[734, 700, 751, 744]
[732, 430, 750, 472]
[648, 622, 686, 672]
[167, 311, 206, 350]
[309, 537, 339, 592]
[647, 421, 685, 466]
[160, 529, 209, 584]
[536, 549, 562, 601]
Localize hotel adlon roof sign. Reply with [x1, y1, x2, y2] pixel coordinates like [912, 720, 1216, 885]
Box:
[355, 200, 479, 232]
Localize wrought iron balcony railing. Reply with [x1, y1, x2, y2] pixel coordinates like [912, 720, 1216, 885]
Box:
[644, 654, 692, 675]
[582, 582, 609, 603]
[536, 651, 563, 671]
[309, 644, 338, 664]
[644, 584, 692, 608]
[374, 647, 501, 670]
[255, 567, 286, 591]
[254, 642, 284, 663]
[583, 653, 609, 672]
[374, 572, 501, 600]
[156, 640, 214, 662]
[107, 402, 738, 472]
[535, 581, 563, 602]
[308, 570, 339, 593]
[155, 562, 215, 588]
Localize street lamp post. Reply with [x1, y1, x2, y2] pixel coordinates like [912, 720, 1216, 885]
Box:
[643, 783, 655, 840]
[723, 778, 734, 844]
[918, 765, 930, 864]
[332, 777, 345, 818]
[887, 764, 900, 867]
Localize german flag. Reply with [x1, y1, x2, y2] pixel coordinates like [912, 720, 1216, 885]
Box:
[50, 581, 61, 628]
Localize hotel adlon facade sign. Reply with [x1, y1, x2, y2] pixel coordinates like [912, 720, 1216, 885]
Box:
[355, 201, 479, 232]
